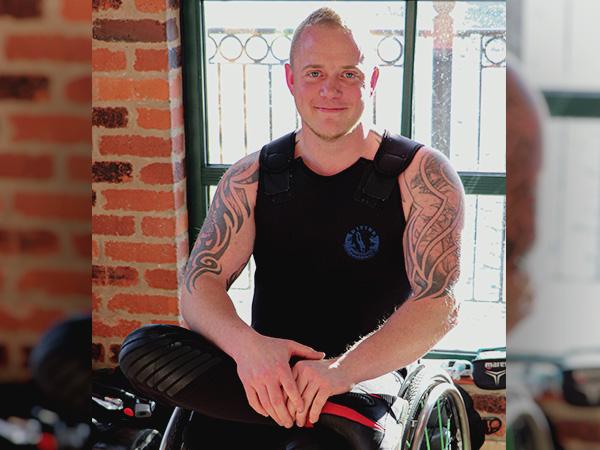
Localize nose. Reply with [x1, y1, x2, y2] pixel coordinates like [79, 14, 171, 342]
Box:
[319, 77, 342, 99]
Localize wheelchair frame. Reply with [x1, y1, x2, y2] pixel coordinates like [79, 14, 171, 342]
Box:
[158, 364, 472, 450]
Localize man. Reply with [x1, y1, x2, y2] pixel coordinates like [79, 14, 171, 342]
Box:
[120, 8, 473, 449]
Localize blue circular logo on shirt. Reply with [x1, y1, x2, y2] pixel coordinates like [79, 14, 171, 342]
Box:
[344, 225, 380, 260]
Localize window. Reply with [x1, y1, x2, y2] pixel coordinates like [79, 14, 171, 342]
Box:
[509, 0, 600, 356]
[182, 1, 506, 357]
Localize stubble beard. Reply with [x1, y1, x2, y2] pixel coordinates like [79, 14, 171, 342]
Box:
[303, 114, 362, 142]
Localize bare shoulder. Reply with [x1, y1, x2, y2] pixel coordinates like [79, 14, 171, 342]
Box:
[398, 145, 464, 217]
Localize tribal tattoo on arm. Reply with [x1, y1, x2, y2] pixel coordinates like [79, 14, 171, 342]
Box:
[402, 151, 465, 302]
[184, 156, 259, 295]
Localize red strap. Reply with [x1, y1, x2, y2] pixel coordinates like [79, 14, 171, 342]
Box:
[321, 401, 384, 432]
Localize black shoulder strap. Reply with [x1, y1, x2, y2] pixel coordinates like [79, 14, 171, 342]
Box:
[259, 132, 296, 203]
[354, 131, 423, 208]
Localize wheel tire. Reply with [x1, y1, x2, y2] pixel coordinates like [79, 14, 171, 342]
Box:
[401, 366, 467, 450]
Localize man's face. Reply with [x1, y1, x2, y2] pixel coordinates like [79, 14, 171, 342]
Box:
[285, 24, 378, 141]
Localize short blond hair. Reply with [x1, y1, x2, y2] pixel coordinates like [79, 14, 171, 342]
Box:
[289, 7, 372, 67]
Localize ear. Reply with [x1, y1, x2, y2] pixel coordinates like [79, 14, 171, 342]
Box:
[285, 63, 295, 95]
[369, 66, 379, 96]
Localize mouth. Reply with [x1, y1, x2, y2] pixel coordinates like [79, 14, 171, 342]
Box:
[314, 106, 347, 113]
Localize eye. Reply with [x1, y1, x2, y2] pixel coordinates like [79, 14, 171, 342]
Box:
[306, 70, 321, 78]
[343, 72, 359, 80]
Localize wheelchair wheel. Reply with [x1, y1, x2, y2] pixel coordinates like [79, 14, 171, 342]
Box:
[401, 366, 471, 450]
[506, 394, 554, 450]
[159, 407, 192, 450]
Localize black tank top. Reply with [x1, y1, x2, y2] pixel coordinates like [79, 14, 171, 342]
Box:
[252, 132, 420, 357]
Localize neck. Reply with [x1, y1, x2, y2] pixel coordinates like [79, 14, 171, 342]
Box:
[295, 123, 380, 175]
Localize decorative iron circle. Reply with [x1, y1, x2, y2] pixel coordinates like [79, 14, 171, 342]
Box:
[207, 35, 218, 61]
[484, 36, 506, 66]
[271, 34, 291, 63]
[376, 35, 403, 65]
[219, 34, 244, 62]
[244, 34, 270, 63]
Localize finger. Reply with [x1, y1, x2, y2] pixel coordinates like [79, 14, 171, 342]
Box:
[296, 382, 319, 428]
[267, 383, 293, 428]
[286, 396, 297, 418]
[257, 385, 280, 426]
[309, 391, 330, 424]
[243, 385, 268, 417]
[288, 341, 326, 360]
[280, 369, 304, 411]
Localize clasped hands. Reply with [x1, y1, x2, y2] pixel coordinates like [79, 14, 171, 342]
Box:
[234, 334, 354, 428]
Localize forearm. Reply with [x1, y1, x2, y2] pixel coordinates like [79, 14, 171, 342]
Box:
[335, 295, 458, 384]
[180, 276, 259, 360]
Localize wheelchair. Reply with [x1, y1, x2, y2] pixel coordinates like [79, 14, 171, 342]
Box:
[157, 363, 472, 450]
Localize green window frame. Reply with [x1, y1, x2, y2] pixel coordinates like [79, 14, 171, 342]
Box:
[181, 1, 508, 361]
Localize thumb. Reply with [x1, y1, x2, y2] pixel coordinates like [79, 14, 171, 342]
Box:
[288, 341, 325, 359]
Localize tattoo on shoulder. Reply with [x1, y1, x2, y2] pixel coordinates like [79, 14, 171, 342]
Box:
[402, 152, 464, 301]
[184, 156, 258, 293]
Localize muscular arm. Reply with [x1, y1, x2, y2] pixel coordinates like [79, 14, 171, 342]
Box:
[334, 147, 465, 383]
[180, 152, 260, 358]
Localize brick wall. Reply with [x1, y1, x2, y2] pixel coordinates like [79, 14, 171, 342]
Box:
[0, 0, 91, 381]
[91, 0, 187, 367]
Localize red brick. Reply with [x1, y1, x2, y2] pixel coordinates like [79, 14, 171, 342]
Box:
[135, 0, 166, 12]
[150, 319, 180, 326]
[176, 209, 188, 235]
[556, 421, 600, 442]
[108, 293, 179, 315]
[67, 154, 90, 182]
[71, 233, 91, 258]
[105, 242, 177, 263]
[92, 161, 132, 183]
[145, 268, 178, 290]
[472, 394, 505, 415]
[93, 318, 142, 338]
[137, 107, 170, 130]
[0, 75, 49, 100]
[92, 215, 135, 236]
[140, 162, 182, 185]
[94, 78, 169, 101]
[0, 229, 59, 255]
[62, 0, 91, 21]
[109, 344, 120, 364]
[93, 0, 122, 11]
[92, 293, 101, 312]
[173, 133, 184, 155]
[0, 308, 66, 332]
[92, 107, 128, 128]
[6, 35, 90, 62]
[92, 239, 99, 258]
[14, 192, 89, 221]
[92, 265, 138, 287]
[10, 115, 90, 143]
[0, 153, 53, 179]
[0, 0, 42, 18]
[142, 216, 175, 237]
[174, 187, 185, 210]
[99, 135, 172, 157]
[134, 48, 168, 71]
[18, 269, 90, 296]
[92, 342, 105, 363]
[93, 19, 168, 43]
[169, 72, 182, 101]
[177, 235, 189, 260]
[93, 48, 126, 72]
[103, 189, 174, 212]
[168, 46, 182, 69]
[65, 76, 92, 103]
